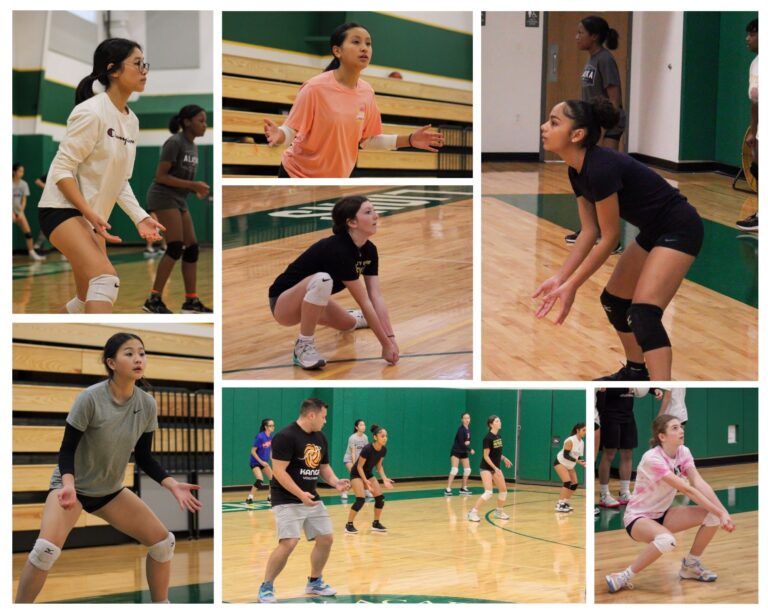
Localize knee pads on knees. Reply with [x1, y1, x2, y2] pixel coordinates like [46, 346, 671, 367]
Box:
[569, 483, 578, 491]
[480, 490, 493, 501]
[498, 491, 507, 502]
[182, 243, 199, 263]
[165, 241, 184, 261]
[562, 481, 572, 490]
[374, 495, 385, 509]
[463, 468, 471, 477]
[627, 303, 670, 352]
[652, 533, 677, 554]
[304, 272, 332, 306]
[24, 232, 33, 239]
[66, 296, 85, 314]
[28, 538, 61, 571]
[449, 467, 459, 476]
[600, 289, 633, 333]
[351, 497, 366, 512]
[703, 512, 720, 527]
[147, 532, 175, 563]
[86, 274, 119, 304]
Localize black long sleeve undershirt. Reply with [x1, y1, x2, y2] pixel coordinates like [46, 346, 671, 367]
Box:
[57, 423, 84, 477]
[134, 431, 170, 484]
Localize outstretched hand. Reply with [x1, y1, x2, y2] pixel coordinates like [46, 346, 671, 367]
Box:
[408, 125, 444, 152]
[170, 482, 202, 513]
[137, 216, 166, 242]
[264, 119, 285, 147]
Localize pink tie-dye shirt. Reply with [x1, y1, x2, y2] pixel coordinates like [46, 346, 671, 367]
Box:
[623, 445, 695, 527]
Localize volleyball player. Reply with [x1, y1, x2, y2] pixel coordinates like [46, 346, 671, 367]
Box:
[264, 22, 444, 178]
[445, 412, 474, 496]
[36, 38, 165, 314]
[14, 332, 202, 603]
[605, 415, 735, 593]
[12, 164, 45, 261]
[344, 424, 394, 534]
[554, 423, 586, 512]
[341, 419, 369, 502]
[246, 418, 274, 504]
[467, 416, 512, 522]
[269, 195, 399, 369]
[536, 97, 704, 381]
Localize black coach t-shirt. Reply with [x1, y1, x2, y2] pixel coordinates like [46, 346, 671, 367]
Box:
[479, 432, 503, 471]
[595, 388, 635, 423]
[567, 146, 687, 230]
[269, 232, 379, 298]
[270, 421, 330, 506]
[352, 443, 387, 479]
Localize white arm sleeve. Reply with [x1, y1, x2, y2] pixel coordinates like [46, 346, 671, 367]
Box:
[359, 134, 398, 150]
[49, 107, 100, 185]
[116, 182, 149, 225]
[278, 125, 296, 147]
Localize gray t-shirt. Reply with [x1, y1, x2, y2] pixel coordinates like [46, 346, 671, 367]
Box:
[50, 380, 159, 496]
[343, 433, 369, 464]
[581, 47, 622, 102]
[146, 132, 199, 210]
[13, 179, 30, 214]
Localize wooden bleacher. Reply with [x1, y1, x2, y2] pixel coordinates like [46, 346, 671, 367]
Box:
[222, 54, 472, 177]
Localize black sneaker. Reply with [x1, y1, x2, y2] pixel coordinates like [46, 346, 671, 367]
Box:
[459, 487, 471, 495]
[371, 520, 387, 532]
[344, 522, 358, 534]
[736, 213, 758, 232]
[181, 297, 213, 313]
[565, 230, 580, 243]
[444, 489, 453, 496]
[594, 364, 650, 381]
[245, 497, 254, 505]
[143, 294, 172, 314]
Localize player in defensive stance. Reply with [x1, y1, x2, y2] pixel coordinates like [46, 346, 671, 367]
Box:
[554, 422, 586, 512]
[467, 416, 512, 522]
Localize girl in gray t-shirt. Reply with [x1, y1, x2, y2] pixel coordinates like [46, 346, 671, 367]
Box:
[15, 332, 203, 604]
[341, 419, 370, 501]
[12, 163, 45, 261]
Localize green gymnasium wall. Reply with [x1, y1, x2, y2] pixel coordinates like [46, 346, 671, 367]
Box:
[679, 11, 757, 166]
[12, 75, 214, 249]
[604, 388, 758, 471]
[223, 11, 472, 82]
[222, 388, 586, 487]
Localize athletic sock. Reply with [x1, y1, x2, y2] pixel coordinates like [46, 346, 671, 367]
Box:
[600, 484, 610, 496]
[684, 554, 700, 566]
[298, 334, 314, 343]
[620, 480, 630, 493]
[627, 360, 646, 372]
[309, 577, 319, 583]
[185, 292, 198, 299]
[624, 566, 635, 579]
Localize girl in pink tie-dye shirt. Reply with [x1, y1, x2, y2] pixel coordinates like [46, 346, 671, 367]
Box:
[605, 415, 735, 594]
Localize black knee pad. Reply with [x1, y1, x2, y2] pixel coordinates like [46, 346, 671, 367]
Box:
[600, 289, 633, 333]
[569, 483, 578, 491]
[562, 481, 572, 489]
[165, 241, 184, 260]
[24, 232, 33, 239]
[374, 495, 385, 509]
[351, 497, 365, 512]
[182, 243, 199, 263]
[253, 480, 261, 488]
[750, 161, 758, 181]
[627, 303, 670, 352]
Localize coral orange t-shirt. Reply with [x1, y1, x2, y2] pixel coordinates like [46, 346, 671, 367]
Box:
[281, 71, 383, 178]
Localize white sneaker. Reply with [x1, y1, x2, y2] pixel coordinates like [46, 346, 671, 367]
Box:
[555, 502, 572, 513]
[494, 509, 510, 520]
[340, 492, 348, 501]
[679, 558, 718, 582]
[28, 250, 45, 261]
[292, 339, 326, 370]
[347, 309, 368, 329]
[618, 491, 632, 505]
[599, 493, 621, 508]
[467, 510, 480, 522]
[606, 572, 633, 593]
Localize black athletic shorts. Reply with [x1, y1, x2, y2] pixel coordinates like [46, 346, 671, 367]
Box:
[74, 488, 124, 513]
[595, 421, 600, 431]
[604, 108, 627, 141]
[451, 451, 469, 460]
[635, 200, 704, 257]
[39, 207, 83, 239]
[600, 417, 638, 450]
[626, 508, 670, 538]
[277, 164, 291, 178]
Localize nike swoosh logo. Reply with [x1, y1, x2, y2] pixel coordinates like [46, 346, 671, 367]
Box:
[322, 278, 330, 282]
[133, 409, 141, 414]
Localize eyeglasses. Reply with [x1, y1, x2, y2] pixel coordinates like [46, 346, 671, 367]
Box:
[130, 60, 150, 73]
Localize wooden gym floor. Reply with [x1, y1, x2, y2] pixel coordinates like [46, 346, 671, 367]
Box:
[222, 186, 473, 380]
[483, 162, 758, 380]
[594, 463, 758, 603]
[223, 480, 584, 604]
[10, 537, 213, 603]
[12, 247, 214, 314]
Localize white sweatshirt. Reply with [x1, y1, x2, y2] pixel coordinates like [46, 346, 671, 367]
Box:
[39, 92, 148, 225]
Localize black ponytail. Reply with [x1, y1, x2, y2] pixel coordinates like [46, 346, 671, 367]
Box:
[324, 22, 370, 71]
[581, 16, 619, 51]
[169, 104, 205, 133]
[563, 97, 619, 149]
[570, 422, 586, 436]
[75, 38, 142, 105]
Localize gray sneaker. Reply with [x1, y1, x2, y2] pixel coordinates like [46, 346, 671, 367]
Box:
[347, 309, 368, 329]
[293, 339, 326, 370]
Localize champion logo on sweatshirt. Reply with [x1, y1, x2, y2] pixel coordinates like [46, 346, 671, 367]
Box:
[107, 128, 135, 145]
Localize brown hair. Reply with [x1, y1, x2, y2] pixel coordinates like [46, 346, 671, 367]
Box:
[649, 414, 680, 447]
[300, 397, 328, 416]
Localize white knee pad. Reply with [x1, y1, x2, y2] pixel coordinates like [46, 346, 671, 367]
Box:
[86, 274, 120, 304]
[463, 467, 471, 477]
[480, 490, 493, 501]
[65, 296, 85, 314]
[147, 532, 175, 563]
[703, 512, 720, 527]
[498, 491, 508, 502]
[652, 532, 677, 554]
[449, 467, 459, 476]
[28, 538, 61, 571]
[304, 272, 332, 306]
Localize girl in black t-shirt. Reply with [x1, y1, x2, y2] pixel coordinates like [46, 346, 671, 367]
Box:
[444, 412, 474, 496]
[269, 196, 399, 370]
[536, 97, 704, 381]
[345, 424, 394, 534]
[467, 416, 512, 523]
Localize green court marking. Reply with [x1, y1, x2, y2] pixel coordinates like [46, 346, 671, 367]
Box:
[223, 186, 472, 249]
[244, 594, 507, 604]
[223, 350, 472, 375]
[595, 484, 758, 533]
[491, 193, 758, 308]
[56, 582, 213, 604]
[486, 501, 585, 550]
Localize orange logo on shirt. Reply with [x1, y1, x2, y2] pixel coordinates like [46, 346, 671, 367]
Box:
[304, 444, 322, 469]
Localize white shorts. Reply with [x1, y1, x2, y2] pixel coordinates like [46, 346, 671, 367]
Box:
[273, 502, 332, 541]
